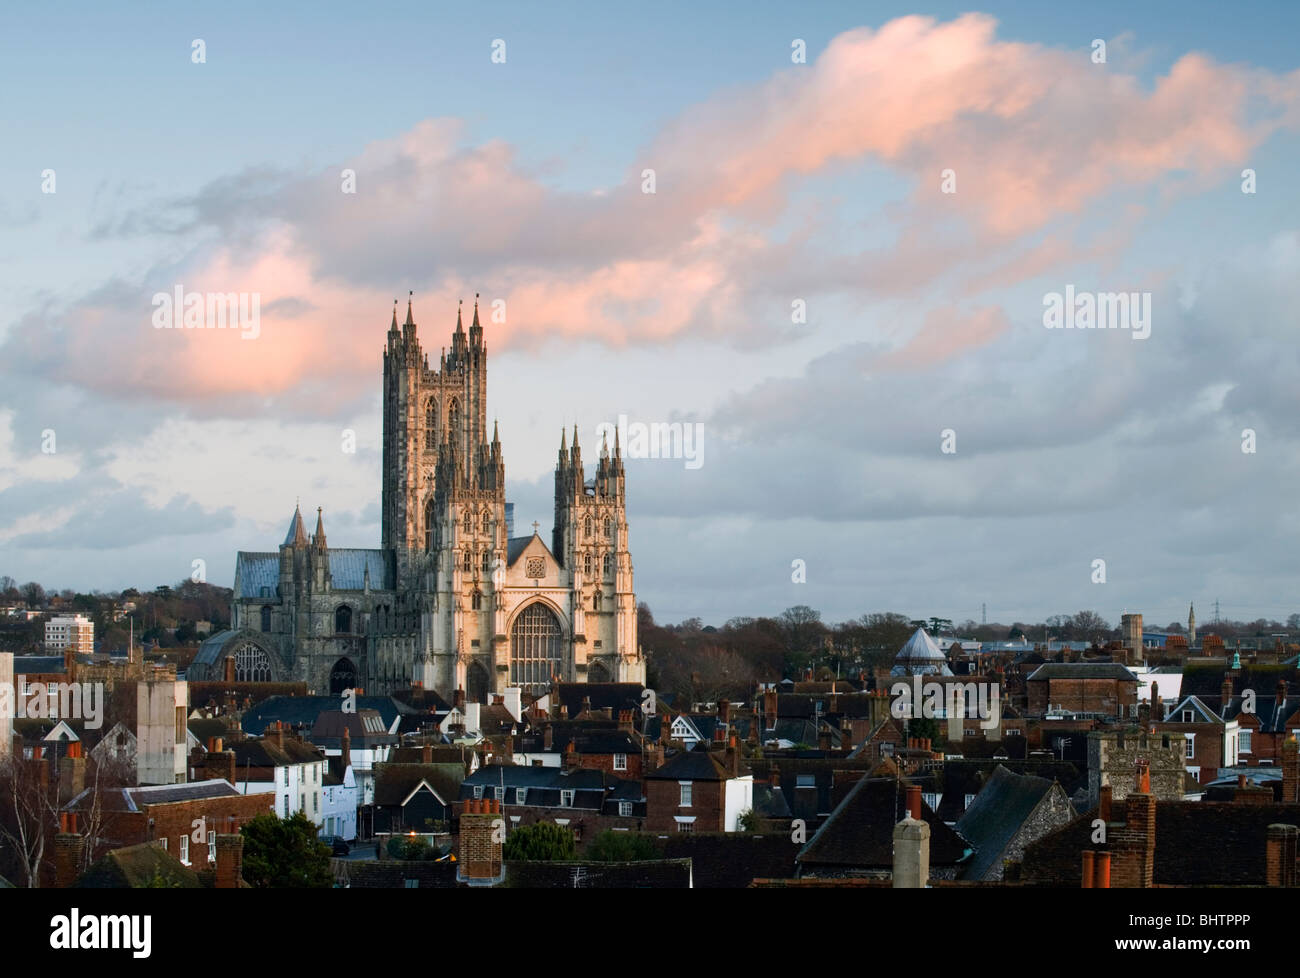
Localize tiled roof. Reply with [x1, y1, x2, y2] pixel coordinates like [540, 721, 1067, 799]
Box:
[645, 748, 730, 782]
[798, 777, 969, 870]
[1027, 663, 1139, 681]
[374, 763, 465, 807]
[954, 765, 1061, 880]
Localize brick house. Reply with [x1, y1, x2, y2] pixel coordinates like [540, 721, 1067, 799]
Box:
[1026, 663, 1139, 719]
[65, 778, 271, 870]
[644, 746, 751, 834]
[1152, 694, 1240, 784]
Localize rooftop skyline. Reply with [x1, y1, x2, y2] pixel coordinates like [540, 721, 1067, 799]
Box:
[2, 1, 1299, 625]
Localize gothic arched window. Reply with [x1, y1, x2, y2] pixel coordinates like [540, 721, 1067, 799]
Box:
[463, 510, 472, 534]
[260, 606, 272, 632]
[583, 553, 592, 576]
[603, 516, 612, 539]
[603, 553, 613, 576]
[584, 515, 593, 539]
[449, 400, 461, 444]
[425, 498, 436, 551]
[482, 550, 491, 572]
[462, 550, 471, 573]
[592, 591, 602, 612]
[425, 399, 438, 449]
[482, 511, 490, 534]
[335, 605, 352, 634]
[472, 590, 483, 611]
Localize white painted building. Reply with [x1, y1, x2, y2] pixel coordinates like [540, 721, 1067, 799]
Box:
[45, 614, 94, 654]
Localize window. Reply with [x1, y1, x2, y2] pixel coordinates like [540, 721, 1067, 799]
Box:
[313, 794, 318, 813]
[516, 787, 527, 805]
[1240, 730, 1252, 752]
[494, 786, 505, 801]
[584, 516, 593, 538]
[677, 821, 694, 834]
[592, 591, 602, 612]
[560, 789, 575, 808]
[603, 553, 613, 576]
[282, 796, 290, 816]
[335, 605, 352, 634]
[583, 553, 593, 576]
[613, 753, 627, 771]
[260, 606, 272, 632]
[482, 512, 491, 534]
[472, 590, 482, 611]
[679, 782, 692, 807]
[180, 836, 190, 864]
[603, 516, 612, 539]
[208, 835, 216, 864]
[158, 838, 167, 853]
[462, 551, 471, 573]
[1182, 709, 1193, 723]
[473, 785, 485, 799]
[1185, 735, 1195, 759]
[619, 801, 633, 817]
[1006, 729, 1021, 737]
[482, 550, 491, 572]
[795, 774, 815, 788]
[425, 399, 438, 449]
[463, 510, 472, 534]
[405, 878, 419, 889]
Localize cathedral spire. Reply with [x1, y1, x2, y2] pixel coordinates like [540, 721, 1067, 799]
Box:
[284, 503, 308, 547]
[404, 291, 414, 328]
[472, 293, 481, 328]
[456, 299, 463, 331]
[390, 299, 398, 331]
[313, 507, 327, 549]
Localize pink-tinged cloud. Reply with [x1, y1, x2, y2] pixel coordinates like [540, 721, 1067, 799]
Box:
[11, 14, 1300, 412]
[868, 305, 1011, 372]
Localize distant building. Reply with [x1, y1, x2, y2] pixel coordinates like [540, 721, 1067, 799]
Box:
[45, 614, 93, 655]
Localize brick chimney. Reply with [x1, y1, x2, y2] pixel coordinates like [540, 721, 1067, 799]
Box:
[542, 724, 554, 751]
[224, 655, 236, 684]
[617, 710, 634, 733]
[454, 687, 465, 710]
[1099, 784, 1112, 824]
[724, 735, 739, 777]
[457, 798, 504, 884]
[59, 743, 87, 799]
[770, 764, 780, 790]
[54, 812, 85, 888]
[763, 688, 777, 725]
[206, 748, 236, 786]
[892, 784, 929, 888]
[564, 741, 580, 769]
[1221, 673, 1233, 712]
[718, 700, 730, 724]
[1081, 849, 1094, 889]
[215, 834, 244, 888]
[1094, 851, 1111, 888]
[422, 740, 433, 763]
[340, 726, 352, 772]
[1266, 824, 1298, 887]
[1282, 735, 1299, 803]
[1111, 762, 1156, 888]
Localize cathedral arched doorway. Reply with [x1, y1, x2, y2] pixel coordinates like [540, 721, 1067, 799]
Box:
[510, 602, 563, 693]
[587, 660, 611, 684]
[330, 657, 358, 695]
[467, 660, 490, 704]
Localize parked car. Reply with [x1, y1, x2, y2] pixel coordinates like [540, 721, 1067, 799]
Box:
[320, 835, 350, 856]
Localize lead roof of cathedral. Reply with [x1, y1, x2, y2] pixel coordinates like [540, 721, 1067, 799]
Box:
[234, 548, 389, 597]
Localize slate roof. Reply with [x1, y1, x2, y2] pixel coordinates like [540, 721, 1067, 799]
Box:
[234, 548, 390, 598]
[311, 709, 399, 747]
[374, 763, 466, 807]
[1027, 663, 1139, 681]
[459, 764, 636, 811]
[69, 778, 241, 813]
[554, 683, 647, 719]
[12, 656, 66, 673]
[798, 777, 969, 870]
[645, 748, 731, 781]
[506, 536, 536, 565]
[954, 765, 1061, 880]
[229, 737, 325, 774]
[240, 695, 406, 735]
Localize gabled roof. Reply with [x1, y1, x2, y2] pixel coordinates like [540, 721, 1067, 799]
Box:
[374, 763, 466, 807]
[646, 748, 731, 781]
[69, 778, 242, 813]
[797, 777, 968, 869]
[954, 765, 1064, 880]
[1161, 694, 1224, 725]
[890, 628, 954, 677]
[240, 695, 407, 736]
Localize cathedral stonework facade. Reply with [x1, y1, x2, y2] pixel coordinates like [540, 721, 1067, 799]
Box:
[192, 297, 644, 702]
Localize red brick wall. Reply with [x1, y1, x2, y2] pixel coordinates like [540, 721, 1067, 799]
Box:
[644, 778, 724, 834]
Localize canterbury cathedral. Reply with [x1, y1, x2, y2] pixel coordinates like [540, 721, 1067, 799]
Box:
[192, 296, 644, 702]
